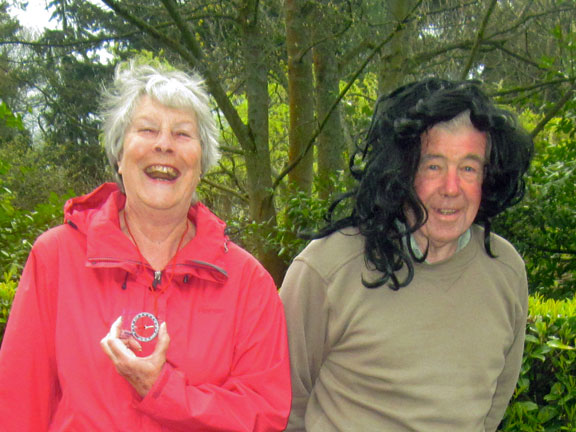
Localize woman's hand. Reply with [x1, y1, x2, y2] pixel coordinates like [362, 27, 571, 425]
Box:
[100, 316, 170, 397]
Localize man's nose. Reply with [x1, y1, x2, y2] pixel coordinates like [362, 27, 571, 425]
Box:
[441, 168, 460, 196]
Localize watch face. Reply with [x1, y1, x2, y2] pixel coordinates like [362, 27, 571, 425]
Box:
[131, 312, 159, 342]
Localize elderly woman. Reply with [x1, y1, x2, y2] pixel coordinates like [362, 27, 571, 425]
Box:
[0, 60, 291, 431]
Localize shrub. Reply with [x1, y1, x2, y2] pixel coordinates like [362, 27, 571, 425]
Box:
[0, 272, 17, 347]
[493, 115, 576, 299]
[0, 184, 70, 276]
[226, 174, 351, 263]
[502, 295, 576, 431]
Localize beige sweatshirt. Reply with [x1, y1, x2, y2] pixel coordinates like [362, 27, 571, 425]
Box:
[280, 225, 527, 432]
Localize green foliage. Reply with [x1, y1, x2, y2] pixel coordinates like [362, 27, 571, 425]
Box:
[0, 102, 23, 131]
[0, 138, 75, 210]
[224, 169, 355, 264]
[493, 113, 576, 299]
[35, 54, 110, 194]
[0, 271, 16, 347]
[270, 189, 333, 259]
[502, 295, 576, 431]
[340, 72, 379, 141]
[226, 186, 333, 262]
[0, 173, 70, 276]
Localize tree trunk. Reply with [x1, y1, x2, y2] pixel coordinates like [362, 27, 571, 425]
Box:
[240, 0, 288, 285]
[285, 0, 315, 193]
[377, 0, 412, 96]
[312, 5, 346, 200]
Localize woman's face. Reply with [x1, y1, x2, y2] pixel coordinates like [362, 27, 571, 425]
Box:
[118, 95, 202, 214]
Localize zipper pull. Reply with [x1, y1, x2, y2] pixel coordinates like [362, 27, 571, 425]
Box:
[152, 270, 162, 290]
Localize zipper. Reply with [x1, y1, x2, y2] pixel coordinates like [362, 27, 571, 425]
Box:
[152, 270, 162, 290]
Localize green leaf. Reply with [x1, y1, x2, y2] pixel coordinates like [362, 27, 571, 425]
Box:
[537, 405, 559, 423]
[517, 401, 539, 412]
[547, 339, 574, 350]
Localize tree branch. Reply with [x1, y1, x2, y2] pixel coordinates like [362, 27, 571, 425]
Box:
[297, 1, 354, 62]
[460, 0, 498, 80]
[100, 0, 254, 155]
[488, 6, 576, 41]
[530, 79, 576, 138]
[272, 0, 424, 190]
[218, 145, 244, 156]
[160, 0, 257, 152]
[483, 40, 545, 71]
[0, 19, 181, 49]
[200, 178, 248, 202]
[489, 78, 573, 98]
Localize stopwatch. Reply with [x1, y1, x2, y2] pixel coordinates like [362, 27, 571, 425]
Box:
[130, 312, 160, 342]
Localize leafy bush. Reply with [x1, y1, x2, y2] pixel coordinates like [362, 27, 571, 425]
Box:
[502, 295, 576, 431]
[0, 139, 77, 211]
[0, 166, 70, 276]
[0, 272, 16, 347]
[226, 188, 334, 264]
[0, 101, 23, 131]
[494, 115, 576, 299]
[226, 173, 352, 263]
[0, 158, 69, 347]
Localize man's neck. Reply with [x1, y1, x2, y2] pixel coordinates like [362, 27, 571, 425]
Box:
[409, 229, 471, 264]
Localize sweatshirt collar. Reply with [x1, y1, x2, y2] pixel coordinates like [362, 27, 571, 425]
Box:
[396, 220, 471, 263]
[408, 229, 471, 262]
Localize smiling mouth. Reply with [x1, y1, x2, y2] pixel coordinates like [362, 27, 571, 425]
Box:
[144, 165, 179, 181]
[436, 208, 458, 215]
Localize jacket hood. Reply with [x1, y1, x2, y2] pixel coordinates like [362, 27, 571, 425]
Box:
[64, 183, 229, 283]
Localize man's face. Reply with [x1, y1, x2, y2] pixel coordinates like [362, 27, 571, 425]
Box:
[411, 124, 487, 261]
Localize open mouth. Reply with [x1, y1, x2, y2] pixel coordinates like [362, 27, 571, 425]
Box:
[436, 208, 458, 216]
[144, 165, 180, 181]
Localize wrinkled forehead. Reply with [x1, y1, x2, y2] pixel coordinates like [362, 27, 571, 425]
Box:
[422, 120, 491, 159]
[130, 95, 198, 123]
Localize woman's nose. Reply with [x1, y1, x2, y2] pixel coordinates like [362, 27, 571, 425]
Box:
[154, 130, 174, 153]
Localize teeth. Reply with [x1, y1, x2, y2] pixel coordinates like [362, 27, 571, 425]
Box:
[144, 165, 179, 180]
[438, 209, 457, 215]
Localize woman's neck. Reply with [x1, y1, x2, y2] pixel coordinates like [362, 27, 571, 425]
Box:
[120, 204, 195, 271]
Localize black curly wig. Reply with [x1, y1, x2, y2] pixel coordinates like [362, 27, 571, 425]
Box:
[315, 78, 534, 290]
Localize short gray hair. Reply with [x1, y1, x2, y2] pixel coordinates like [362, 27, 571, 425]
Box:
[100, 60, 221, 186]
[433, 109, 491, 156]
[434, 109, 473, 132]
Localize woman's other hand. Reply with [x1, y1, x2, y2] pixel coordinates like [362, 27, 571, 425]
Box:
[100, 316, 170, 397]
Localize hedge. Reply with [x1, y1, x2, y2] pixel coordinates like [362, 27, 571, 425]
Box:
[501, 295, 576, 431]
[0, 283, 574, 429]
[0, 274, 16, 347]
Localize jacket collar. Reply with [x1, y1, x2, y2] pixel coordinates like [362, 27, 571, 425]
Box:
[64, 183, 229, 284]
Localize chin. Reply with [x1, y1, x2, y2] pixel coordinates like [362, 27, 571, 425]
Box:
[138, 194, 181, 211]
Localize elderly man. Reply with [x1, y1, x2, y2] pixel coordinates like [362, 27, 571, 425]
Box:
[280, 78, 533, 431]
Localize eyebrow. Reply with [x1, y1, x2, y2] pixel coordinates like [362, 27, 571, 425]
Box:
[131, 116, 197, 129]
[420, 153, 486, 164]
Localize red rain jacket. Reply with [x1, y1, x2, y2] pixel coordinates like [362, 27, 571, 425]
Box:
[0, 183, 291, 431]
